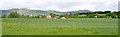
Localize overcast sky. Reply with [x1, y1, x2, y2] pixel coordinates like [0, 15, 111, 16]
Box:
[0, 0, 119, 12]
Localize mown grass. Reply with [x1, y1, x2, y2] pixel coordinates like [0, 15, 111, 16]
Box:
[2, 18, 118, 35]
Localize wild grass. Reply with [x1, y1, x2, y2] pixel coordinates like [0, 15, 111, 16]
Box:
[2, 18, 118, 35]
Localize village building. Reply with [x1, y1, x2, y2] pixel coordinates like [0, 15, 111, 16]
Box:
[44, 15, 52, 19]
[61, 17, 66, 19]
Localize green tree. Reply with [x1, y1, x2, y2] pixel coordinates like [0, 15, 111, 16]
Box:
[2, 15, 7, 18]
[87, 14, 94, 18]
[106, 13, 112, 17]
[118, 13, 120, 18]
[8, 12, 20, 18]
[106, 12, 117, 18]
[111, 12, 117, 18]
[104, 11, 111, 14]
[50, 13, 56, 18]
[116, 11, 120, 18]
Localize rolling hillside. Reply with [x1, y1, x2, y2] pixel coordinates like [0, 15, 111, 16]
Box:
[1, 8, 92, 16]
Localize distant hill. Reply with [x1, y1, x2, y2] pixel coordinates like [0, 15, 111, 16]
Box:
[1, 8, 92, 16]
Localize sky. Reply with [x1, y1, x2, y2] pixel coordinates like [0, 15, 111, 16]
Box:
[0, 0, 119, 12]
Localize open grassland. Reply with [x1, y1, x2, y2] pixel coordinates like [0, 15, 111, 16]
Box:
[2, 18, 118, 35]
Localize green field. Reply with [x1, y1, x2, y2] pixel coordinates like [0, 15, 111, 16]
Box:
[2, 18, 118, 35]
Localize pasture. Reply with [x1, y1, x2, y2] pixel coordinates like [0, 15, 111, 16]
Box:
[2, 18, 118, 35]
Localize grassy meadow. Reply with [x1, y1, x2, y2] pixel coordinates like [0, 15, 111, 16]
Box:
[2, 18, 118, 35]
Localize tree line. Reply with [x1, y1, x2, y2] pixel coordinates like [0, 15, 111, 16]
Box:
[1, 11, 120, 18]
